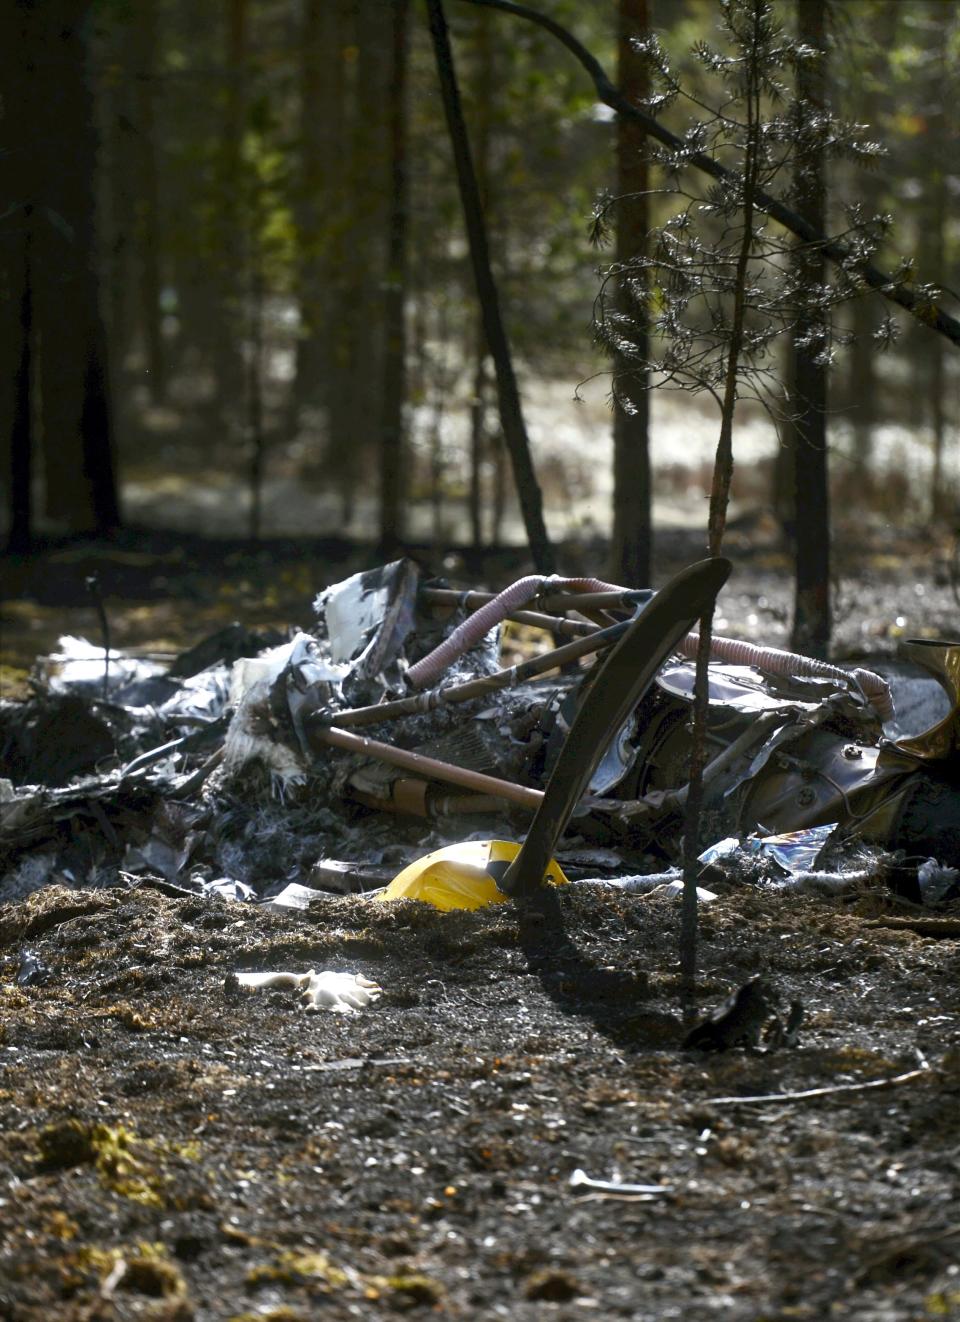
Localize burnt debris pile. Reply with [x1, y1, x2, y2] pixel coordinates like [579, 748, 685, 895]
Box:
[3, 558, 960, 911]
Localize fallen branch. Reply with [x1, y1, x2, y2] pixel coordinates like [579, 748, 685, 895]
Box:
[706, 1065, 930, 1107]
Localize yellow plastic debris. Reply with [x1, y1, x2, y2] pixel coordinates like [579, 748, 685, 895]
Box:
[375, 839, 568, 912]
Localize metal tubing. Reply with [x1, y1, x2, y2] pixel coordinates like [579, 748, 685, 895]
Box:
[324, 615, 633, 729]
[313, 725, 544, 809]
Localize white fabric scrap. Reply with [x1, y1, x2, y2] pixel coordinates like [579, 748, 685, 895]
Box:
[232, 968, 382, 1014]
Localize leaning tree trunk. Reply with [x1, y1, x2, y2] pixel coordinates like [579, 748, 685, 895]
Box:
[787, 0, 830, 657]
[610, 0, 652, 589]
[466, 7, 494, 552]
[425, 0, 555, 573]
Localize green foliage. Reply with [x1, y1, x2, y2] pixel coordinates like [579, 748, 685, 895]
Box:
[594, 0, 890, 413]
[81, 0, 960, 523]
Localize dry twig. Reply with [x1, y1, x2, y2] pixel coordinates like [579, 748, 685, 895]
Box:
[706, 1066, 930, 1107]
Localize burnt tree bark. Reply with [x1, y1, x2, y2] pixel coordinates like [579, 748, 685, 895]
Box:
[426, 0, 555, 572]
[610, 0, 652, 588]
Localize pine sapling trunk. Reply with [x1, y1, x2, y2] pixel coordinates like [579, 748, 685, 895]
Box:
[680, 12, 763, 1009]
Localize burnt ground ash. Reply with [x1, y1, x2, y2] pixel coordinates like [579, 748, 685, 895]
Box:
[3, 525, 960, 1318]
[1, 880, 958, 1320]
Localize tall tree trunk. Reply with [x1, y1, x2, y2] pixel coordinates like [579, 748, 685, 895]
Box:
[927, 0, 951, 523]
[846, 0, 899, 486]
[132, 1, 165, 405]
[326, 3, 391, 525]
[295, 0, 343, 427]
[25, 0, 120, 533]
[425, 0, 555, 573]
[214, 0, 248, 422]
[469, 339, 489, 547]
[6, 234, 34, 554]
[928, 190, 947, 522]
[378, 0, 410, 556]
[2, 1, 33, 551]
[787, 0, 829, 657]
[247, 261, 265, 539]
[611, 0, 652, 588]
[104, 18, 138, 415]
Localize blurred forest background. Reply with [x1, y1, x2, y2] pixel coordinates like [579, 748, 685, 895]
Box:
[1, 1, 959, 622]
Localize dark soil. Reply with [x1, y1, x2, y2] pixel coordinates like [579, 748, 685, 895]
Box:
[1, 879, 959, 1321]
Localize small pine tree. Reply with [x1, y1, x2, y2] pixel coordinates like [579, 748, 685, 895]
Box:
[593, 0, 885, 1003]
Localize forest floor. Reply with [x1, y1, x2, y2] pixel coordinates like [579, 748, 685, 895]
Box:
[2, 525, 960, 1320]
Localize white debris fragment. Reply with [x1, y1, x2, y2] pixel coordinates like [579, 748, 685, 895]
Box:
[645, 880, 718, 903]
[39, 635, 165, 694]
[259, 882, 327, 912]
[570, 1168, 673, 1196]
[223, 636, 325, 789]
[231, 969, 382, 1014]
[570, 873, 716, 901]
[769, 868, 872, 896]
[918, 858, 960, 905]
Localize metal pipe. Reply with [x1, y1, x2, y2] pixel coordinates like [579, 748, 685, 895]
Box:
[505, 610, 597, 636]
[408, 573, 629, 688]
[326, 614, 633, 729]
[420, 586, 648, 614]
[312, 725, 544, 809]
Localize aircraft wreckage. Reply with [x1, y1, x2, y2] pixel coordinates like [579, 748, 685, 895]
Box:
[3, 556, 960, 909]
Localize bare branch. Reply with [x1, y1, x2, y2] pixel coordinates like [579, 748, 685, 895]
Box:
[458, 0, 960, 346]
[707, 1065, 930, 1106]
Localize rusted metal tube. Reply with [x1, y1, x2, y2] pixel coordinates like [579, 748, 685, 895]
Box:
[505, 610, 597, 636]
[312, 724, 544, 809]
[420, 586, 647, 614]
